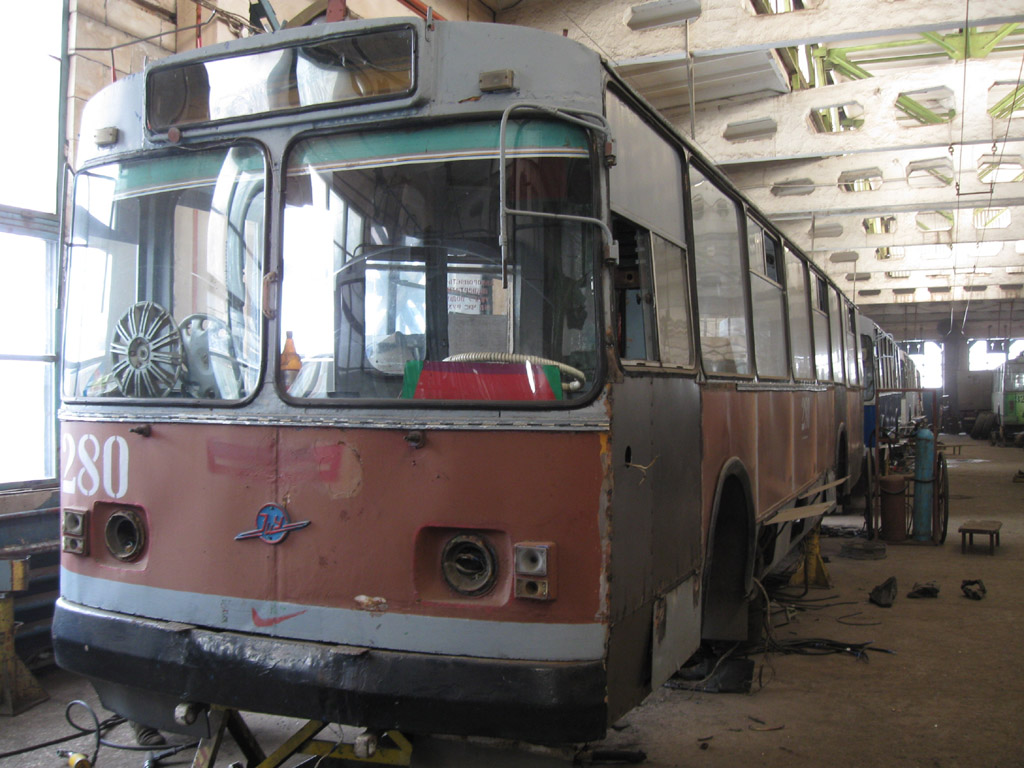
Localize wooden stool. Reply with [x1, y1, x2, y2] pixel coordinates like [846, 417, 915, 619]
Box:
[958, 520, 1002, 555]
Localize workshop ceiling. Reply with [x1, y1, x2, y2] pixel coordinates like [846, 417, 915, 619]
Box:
[497, 0, 1024, 340]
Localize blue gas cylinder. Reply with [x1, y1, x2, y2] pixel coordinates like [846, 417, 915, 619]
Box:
[912, 427, 934, 541]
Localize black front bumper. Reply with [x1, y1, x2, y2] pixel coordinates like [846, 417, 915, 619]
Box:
[52, 599, 608, 745]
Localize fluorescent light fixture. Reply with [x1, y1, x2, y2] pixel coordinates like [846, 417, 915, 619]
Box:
[626, 0, 701, 30]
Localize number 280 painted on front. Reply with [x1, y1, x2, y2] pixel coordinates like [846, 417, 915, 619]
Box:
[61, 433, 129, 499]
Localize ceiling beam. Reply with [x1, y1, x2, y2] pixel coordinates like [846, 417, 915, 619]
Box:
[497, 0, 1024, 61]
[691, 58, 1024, 164]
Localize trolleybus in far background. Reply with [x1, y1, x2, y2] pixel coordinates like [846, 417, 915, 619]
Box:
[860, 315, 923, 450]
[990, 353, 1024, 444]
[55, 17, 866, 747]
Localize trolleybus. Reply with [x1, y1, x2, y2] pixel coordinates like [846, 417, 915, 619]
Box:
[991, 353, 1024, 444]
[860, 316, 922, 448]
[55, 17, 864, 746]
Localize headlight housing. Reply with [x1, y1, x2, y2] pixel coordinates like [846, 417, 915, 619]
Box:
[441, 534, 498, 597]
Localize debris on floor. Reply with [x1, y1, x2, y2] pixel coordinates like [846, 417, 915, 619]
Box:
[961, 579, 987, 600]
[907, 581, 940, 598]
[839, 540, 887, 560]
[666, 650, 754, 694]
[869, 576, 898, 607]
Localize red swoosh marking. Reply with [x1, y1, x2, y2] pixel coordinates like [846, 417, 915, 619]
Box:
[251, 607, 307, 627]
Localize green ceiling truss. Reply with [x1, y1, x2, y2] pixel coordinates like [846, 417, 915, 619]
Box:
[989, 84, 1024, 119]
[814, 24, 1022, 125]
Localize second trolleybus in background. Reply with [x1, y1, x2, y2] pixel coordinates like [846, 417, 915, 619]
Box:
[56, 17, 867, 746]
[991, 353, 1024, 444]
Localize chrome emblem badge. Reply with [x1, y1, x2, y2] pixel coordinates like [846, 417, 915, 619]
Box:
[234, 503, 310, 544]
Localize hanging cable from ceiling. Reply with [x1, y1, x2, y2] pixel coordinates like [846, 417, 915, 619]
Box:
[950, 0, 972, 335]
[954, 37, 1019, 335]
[960, 41, 1024, 333]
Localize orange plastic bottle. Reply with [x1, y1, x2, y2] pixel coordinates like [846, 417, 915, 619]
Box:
[280, 331, 302, 388]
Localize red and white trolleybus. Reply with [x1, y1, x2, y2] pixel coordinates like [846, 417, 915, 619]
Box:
[54, 17, 864, 746]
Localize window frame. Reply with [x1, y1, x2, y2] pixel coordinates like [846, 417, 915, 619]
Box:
[278, 120, 606, 407]
[745, 213, 789, 380]
[0, 206, 60, 489]
[810, 270, 832, 382]
[61, 145, 270, 406]
[689, 160, 753, 378]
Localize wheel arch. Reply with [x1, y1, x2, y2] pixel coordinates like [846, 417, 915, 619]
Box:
[700, 458, 757, 642]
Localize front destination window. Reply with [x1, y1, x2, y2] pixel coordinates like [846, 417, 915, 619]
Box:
[63, 146, 265, 401]
[281, 121, 600, 402]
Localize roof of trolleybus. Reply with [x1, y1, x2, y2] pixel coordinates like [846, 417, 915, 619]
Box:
[66, 19, 618, 415]
[74, 18, 607, 165]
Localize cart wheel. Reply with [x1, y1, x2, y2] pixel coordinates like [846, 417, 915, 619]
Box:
[863, 452, 881, 540]
[933, 452, 950, 544]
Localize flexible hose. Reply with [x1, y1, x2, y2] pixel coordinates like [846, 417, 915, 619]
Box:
[443, 352, 585, 390]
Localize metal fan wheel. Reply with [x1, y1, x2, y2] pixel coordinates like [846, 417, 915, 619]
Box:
[110, 301, 184, 397]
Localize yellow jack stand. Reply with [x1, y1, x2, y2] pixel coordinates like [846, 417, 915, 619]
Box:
[191, 708, 412, 768]
[1, 558, 49, 715]
[788, 523, 833, 589]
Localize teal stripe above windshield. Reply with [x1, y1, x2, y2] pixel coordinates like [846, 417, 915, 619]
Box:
[291, 120, 589, 169]
[112, 146, 265, 197]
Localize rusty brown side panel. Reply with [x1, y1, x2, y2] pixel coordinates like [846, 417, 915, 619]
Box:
[701, 384, 836, 532]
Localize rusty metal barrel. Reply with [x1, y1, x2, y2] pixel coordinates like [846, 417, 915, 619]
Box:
[879, 474, 908, 542]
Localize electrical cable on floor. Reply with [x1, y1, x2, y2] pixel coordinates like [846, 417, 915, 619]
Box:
[65, 700, 103, 766]
[751, 576, 778, 689]
[64, 700, 200, 754]
[750, 580, 895, 661]
[0, 702, 122, 761]
[0, 700, 202, 766]
[763, 637, 894, 661]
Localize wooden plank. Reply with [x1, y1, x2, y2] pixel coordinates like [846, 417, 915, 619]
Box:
[797, 476, 849, 499]
[769, 501, 834, 525]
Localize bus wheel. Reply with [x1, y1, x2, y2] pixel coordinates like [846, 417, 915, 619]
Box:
[933, 453, 950, 545]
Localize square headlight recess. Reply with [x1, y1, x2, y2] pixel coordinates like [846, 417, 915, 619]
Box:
[514, 542, 555, 600]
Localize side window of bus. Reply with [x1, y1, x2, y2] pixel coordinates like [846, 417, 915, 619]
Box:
[878, 335, 891, 390]
[613, 216, 657, 361]
[861, 334, 876, 400]
[606, 89, 691, 367]
[785, 248, 814, 380]
[746, 217, 787, 378]
[829, 287, 844, 382]
[690, 166, 749, 375]
[811, 273, 831, 381]
[885, 338, 895, 390]
[652, 233, 693, 367]
[611, 216, 693, 366]
[605, 90, 686, 245]
[845, 305, 860, 386]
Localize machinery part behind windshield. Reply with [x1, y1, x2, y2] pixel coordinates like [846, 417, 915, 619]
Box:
[109, 302, 184, 398]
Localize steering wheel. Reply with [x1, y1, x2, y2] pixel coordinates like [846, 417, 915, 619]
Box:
[179, 313, 245, 399]
[444, 352, 585, 391]
[109, 301, 184, 397]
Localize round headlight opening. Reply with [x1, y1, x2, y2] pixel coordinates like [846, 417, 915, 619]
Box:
[105, 509, 146, 561]
[441, 534, 497, 597]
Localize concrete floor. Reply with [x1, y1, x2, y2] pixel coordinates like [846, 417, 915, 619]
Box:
[2, 434, 1021, 767]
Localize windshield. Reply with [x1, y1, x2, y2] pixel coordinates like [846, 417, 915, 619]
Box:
[63, 146, 265, 401]
[280, 120, 599, 403]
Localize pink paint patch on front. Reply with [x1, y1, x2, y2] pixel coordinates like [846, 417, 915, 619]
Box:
[251, 607, 307, 627]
